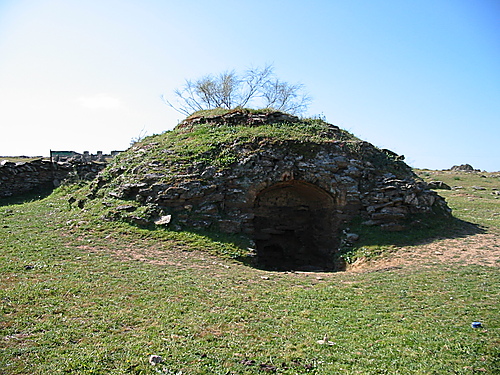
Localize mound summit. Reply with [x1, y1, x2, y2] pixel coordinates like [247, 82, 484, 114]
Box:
[85, 109, 451, 271]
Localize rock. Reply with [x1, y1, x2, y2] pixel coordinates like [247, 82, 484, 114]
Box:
[427, 181, 451, 190]
[345, 233, 360, 243]
[148, 355, 163, 365]
[115, 204, 136, 212]
[201, 166, 216, 178]
[108, 191, 123, 199]
[154, 215, 172, 225]
[382, 148, 405, 161]
[451, 164, 477, 172]
[126, 215, 150, 226]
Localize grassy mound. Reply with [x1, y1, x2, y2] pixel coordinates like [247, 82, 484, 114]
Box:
[108, 110, 358, 178]
[66, 110, 456, 265]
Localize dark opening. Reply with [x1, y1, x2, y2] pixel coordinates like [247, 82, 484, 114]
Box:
[253, 181, 337, 271]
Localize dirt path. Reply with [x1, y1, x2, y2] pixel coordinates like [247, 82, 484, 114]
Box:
[75, 231, 500, 274]
[348, 232, 500, 272]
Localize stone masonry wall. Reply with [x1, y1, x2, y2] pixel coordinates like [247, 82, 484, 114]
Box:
[0, 159, 106, 198]
[91, 139, 449, 235]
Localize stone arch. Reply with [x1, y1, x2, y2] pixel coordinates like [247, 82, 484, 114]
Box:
[253, 180, 338, 271]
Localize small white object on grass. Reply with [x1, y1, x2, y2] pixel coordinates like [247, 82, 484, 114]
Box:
[149, 355, 163, 365]
[317, 334, 334, 346]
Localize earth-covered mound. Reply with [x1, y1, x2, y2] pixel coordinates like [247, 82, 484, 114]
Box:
[82, 109, 451, 271]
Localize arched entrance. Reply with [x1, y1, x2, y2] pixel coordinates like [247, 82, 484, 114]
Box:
[253, 181, 336, 271]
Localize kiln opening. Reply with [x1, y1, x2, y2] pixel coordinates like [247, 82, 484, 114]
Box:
[253, 181, 336, 271]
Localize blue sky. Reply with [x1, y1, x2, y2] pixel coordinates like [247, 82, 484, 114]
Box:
[1, 0, 499, 170]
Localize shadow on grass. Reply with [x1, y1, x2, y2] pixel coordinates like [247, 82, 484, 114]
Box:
[0, 187, 55, 207]
[165, 227, 257, 265]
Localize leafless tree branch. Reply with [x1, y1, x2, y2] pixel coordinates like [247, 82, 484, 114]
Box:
[163, 65, 311, 115]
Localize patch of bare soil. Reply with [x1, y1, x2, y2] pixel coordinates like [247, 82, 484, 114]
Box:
[348, 232, 500, 272]
[75, 241, 233, 270]
[71, 232, 499, 275]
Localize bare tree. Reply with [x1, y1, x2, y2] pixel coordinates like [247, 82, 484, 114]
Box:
[261, 79, 311, 114]
[162, 65, 311, 116]
[238, 65, 274, 107]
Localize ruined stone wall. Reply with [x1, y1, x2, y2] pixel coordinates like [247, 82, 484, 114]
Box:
[0, 159, 106, 198]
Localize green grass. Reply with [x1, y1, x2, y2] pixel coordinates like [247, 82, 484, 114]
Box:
[417, 169, 500, 230]
[1, 174, 499, 374]
[110, 115, 357, 177]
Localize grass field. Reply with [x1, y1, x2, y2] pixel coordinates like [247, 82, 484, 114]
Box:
[1, 170, 499, 374]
